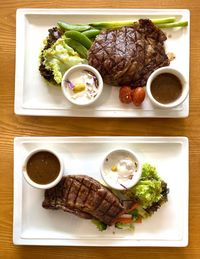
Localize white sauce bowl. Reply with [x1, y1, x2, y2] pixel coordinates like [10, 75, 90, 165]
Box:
[100, 149, 142, 190]
[146, 67, 189, 109]
[61, 64, 103, 106]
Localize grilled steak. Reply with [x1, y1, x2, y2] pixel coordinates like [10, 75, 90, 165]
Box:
[42, 175, 125, 225]
[88, 19, 170, 86]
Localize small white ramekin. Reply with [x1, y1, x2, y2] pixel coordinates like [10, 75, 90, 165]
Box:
[146, 67, 189, 109]
[61, 64, 103, 106]
[100, 149, 142, 190]
[22, 148, 64, 189]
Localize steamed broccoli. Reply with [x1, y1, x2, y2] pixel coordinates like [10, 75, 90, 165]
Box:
[92, 219, 107, 231]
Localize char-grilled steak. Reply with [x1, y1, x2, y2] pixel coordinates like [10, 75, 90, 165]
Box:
[42, 175, 125, 225]
[88, 19, 170, 86]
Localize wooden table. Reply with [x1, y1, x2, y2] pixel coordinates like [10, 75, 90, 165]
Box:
[1, 0, 200, 258]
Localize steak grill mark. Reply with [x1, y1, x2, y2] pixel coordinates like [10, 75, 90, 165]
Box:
[88, 19, 170, 86]
[42, 175, 126, 225]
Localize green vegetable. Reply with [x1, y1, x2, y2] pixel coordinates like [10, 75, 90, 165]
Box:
[65, 31, 92, 49]
[115, 222, 134, 230]
[132, 179, 162, 209]
[125, 163, 165, 209]
[89, 17, 176, 29]
[65, 38, 88, 59]
[130, 208, 139, 219]
[57, 21, 91, 32]
[141, 163, 160, 180]
[40, 36, 85, 84]
[151, 17, 176, 24]
[137, 206, 149, 218]
[157, 21, 188, 28]
[82, 28, 100, 38]
[92, 219, 107, 231]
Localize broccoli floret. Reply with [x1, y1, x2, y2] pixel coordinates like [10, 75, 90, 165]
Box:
[92, 219, 107, 231]
[115, 222, 134, 230]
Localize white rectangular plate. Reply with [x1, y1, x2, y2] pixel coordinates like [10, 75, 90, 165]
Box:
[15, 8, 190, 117]
[13, 136, 189, 246]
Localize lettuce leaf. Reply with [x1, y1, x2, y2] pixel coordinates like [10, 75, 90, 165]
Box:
[41, 36, 86, 85]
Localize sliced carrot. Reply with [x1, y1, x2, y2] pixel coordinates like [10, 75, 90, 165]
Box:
[126, 203, 140, 213]
[114, 217, 133, 224]
[135, 216, 142, 223]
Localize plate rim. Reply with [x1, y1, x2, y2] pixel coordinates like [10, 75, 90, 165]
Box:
[13, 136, 189, 247]
[14, 8, 190, 118]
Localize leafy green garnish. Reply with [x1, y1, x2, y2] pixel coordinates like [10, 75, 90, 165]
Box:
[40, 36, 85, 85]
[125, 163, 166, 209]
[141, 163, 160, 180]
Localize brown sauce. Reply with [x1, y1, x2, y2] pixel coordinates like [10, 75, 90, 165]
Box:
[151, 73, 182, 104]
[26, 151, 60, 185]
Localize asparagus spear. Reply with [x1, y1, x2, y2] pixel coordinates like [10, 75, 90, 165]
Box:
[157, 21, 188, 28]
[89, 17, 176, 29]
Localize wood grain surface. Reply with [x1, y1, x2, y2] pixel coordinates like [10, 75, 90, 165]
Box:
[0, 0, 200, 258]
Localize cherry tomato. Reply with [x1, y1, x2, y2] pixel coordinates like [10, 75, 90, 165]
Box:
[131, 87, 146, 106]
[119, 86, 132, 104]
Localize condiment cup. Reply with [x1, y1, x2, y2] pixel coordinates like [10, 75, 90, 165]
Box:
[146, 67, 189, 109]
[61, 64, 103, 106]
[100, 149, 142, 190]
[23, 148, 64, 189]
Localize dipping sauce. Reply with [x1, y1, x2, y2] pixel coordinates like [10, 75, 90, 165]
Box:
[101, 149, 142, 190]
[151, 73, 182, 104]
[26, 151, 60, 185]
[109, 158, 138, 183]
[64, 69, 99, 104]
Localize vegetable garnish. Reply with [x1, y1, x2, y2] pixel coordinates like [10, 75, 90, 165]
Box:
[57, 21, 91, 32]
[135, 215, 142, 224]
[92, 163, 169, 231]
[65, 31, 92, 49]
[157, 21, 188, 28]
[114, 217, 133, 224]
[89, 17, 177, 29]
[115, 222, 135, 230]
[92, 219, 107, 231]
[39, 36, 85, 85]
[65, 80, 74, 89]
[124, 163, 169, 212]
[126, 203, 140, 213]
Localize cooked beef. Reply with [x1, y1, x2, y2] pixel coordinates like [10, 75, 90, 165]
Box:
[42, 175, 125, 225]
[88, 19, 170, 86]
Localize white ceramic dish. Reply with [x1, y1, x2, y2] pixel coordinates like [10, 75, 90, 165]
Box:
[23, 148, 64, 189]
[15, 8, 190, 117]
[61, 64, 103, 106]
[146, 67, 189, 109]
[101, 149, 142, 190]
[13, 136, 189, 246]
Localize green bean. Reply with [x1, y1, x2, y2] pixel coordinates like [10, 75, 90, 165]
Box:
[65, 38, 88, 59]
[65, 31, 92, 49]
[57, 21, 91, 32]
[82, 29, 100, 38]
